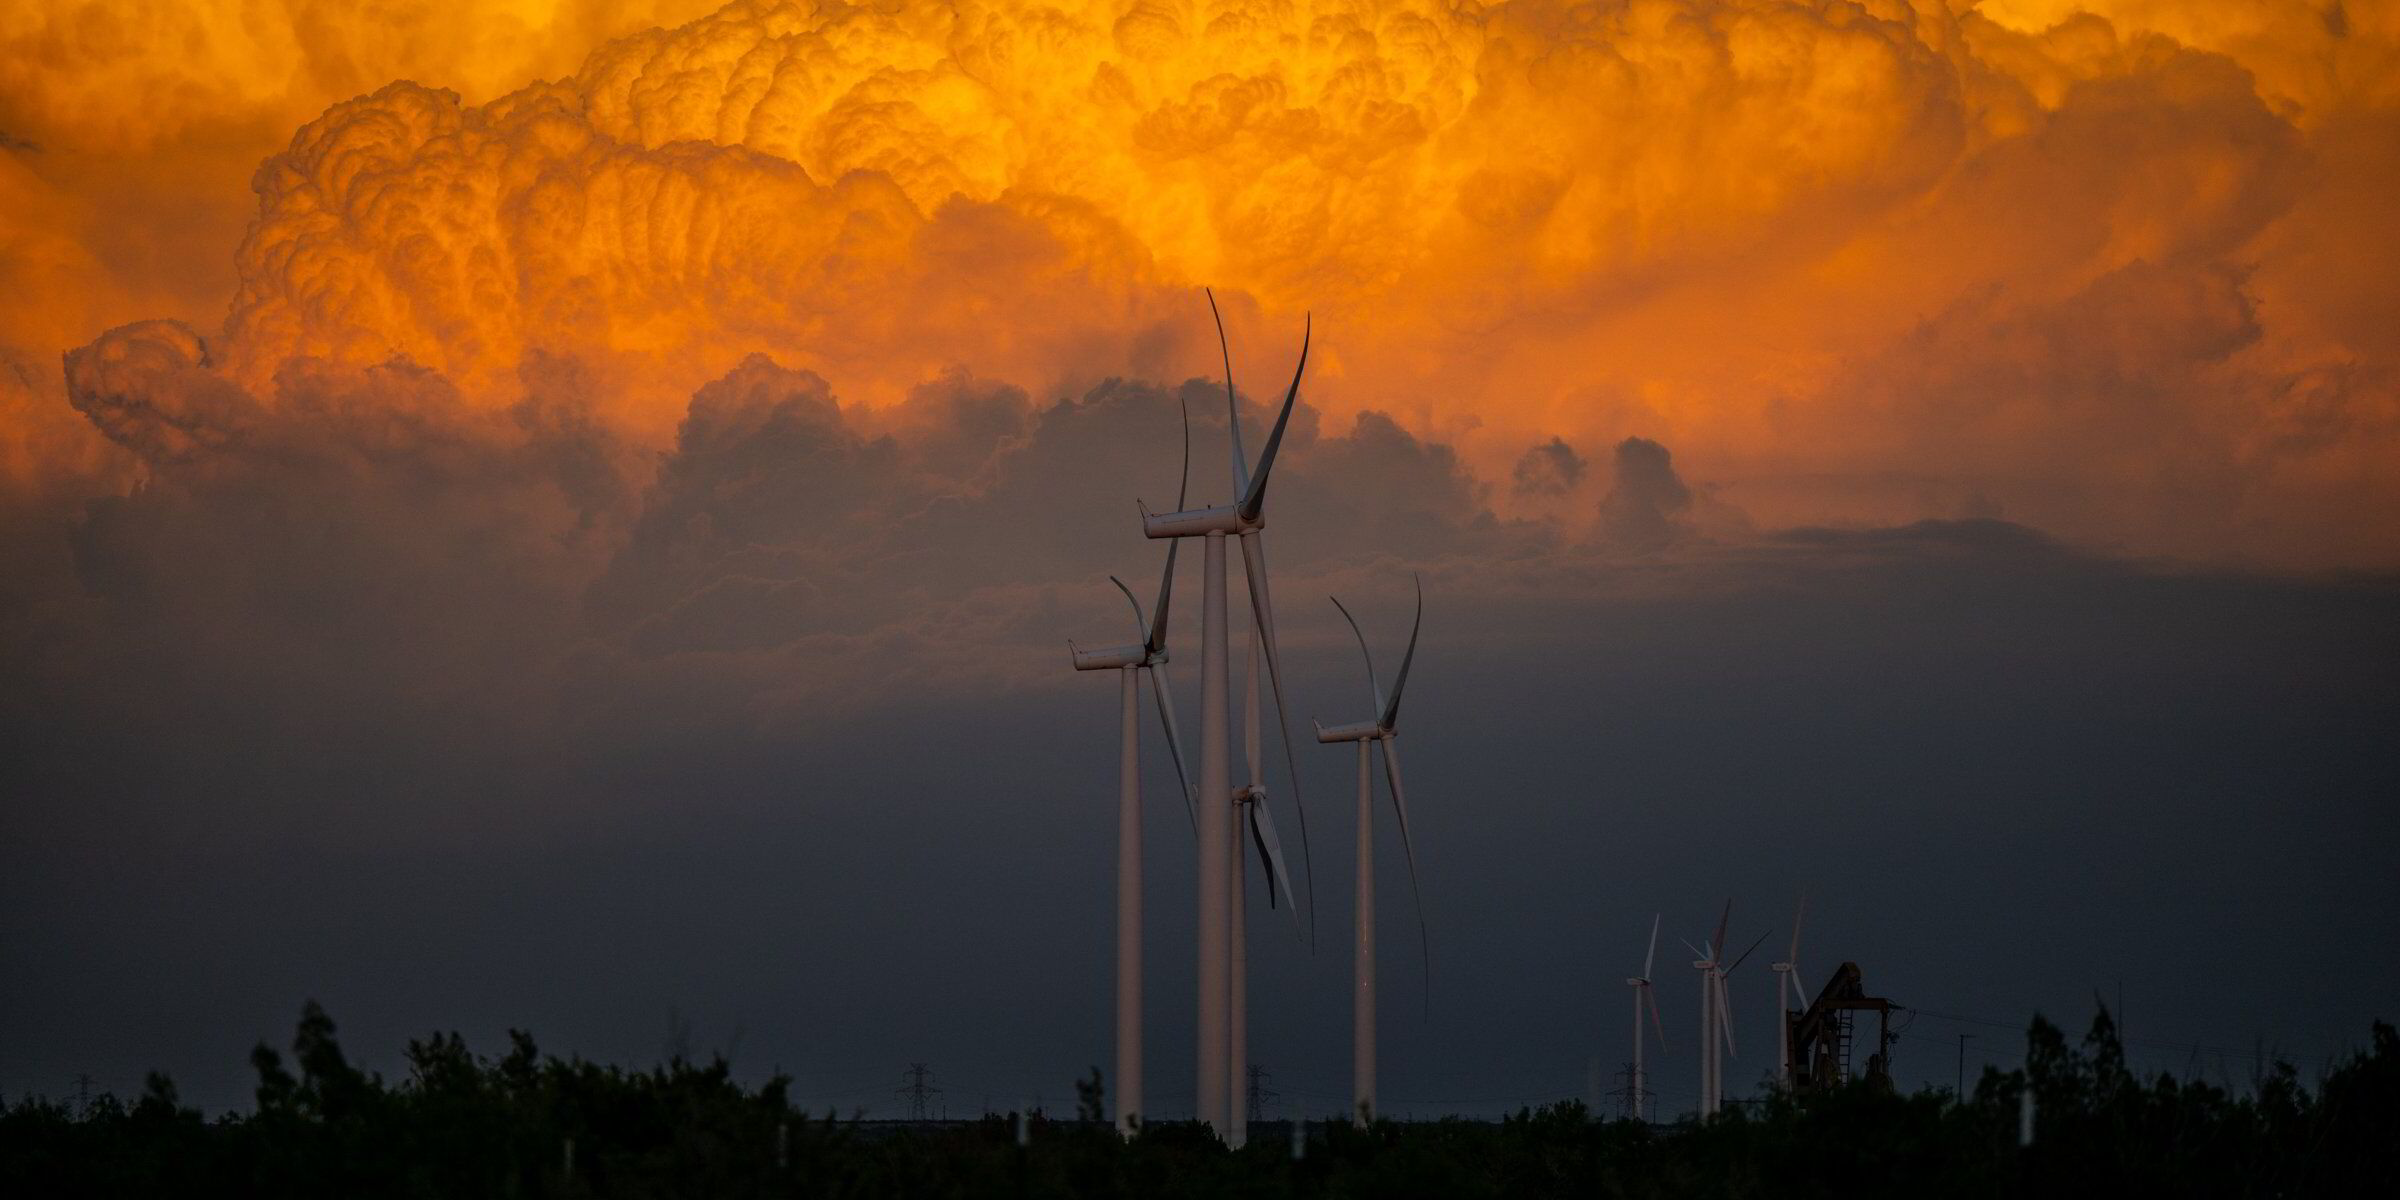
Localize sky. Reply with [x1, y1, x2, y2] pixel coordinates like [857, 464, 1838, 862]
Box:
[1, 0, 2395, 1119]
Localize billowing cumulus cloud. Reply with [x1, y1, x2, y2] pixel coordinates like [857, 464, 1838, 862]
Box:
[5, 0, 2393, 565]
[0, 1, 725, 459]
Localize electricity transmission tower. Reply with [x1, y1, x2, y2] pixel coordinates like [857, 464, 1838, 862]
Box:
[1605, 1062, 1653, 1122]
[1245, 1065, 1278, 1121]
[898, 1064, 942, 1121]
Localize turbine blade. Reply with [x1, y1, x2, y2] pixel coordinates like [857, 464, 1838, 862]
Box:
[1145, 540, 1180, 658]
[1717, 980, 1738, 1058]
[1787, 892, 1806, 968]
[1143, 394, 1192, 653]
[1236, 313, 1309, 522]
[1108, 575, 1149, 645]
[1248, 800, 1303, 939]
[1329, 595, 1386, 716]
[1727, 931, 1771, 974]
[1645, 984, 1667, 1049]
[1378, 735, 1432, 1016]
[1239, 530, 1315, 945]
[1176, 378, 1192, 511]
[1207, 288, 1248, 500]
[1244, 619, 1263, 787]
[1644, 913, 1660, 981]
[1712, 901, 1731, 966]
[1681, 939, 1707, 961]
[1379, 574, 1423, 731]
[1147, 662, 1199, 836]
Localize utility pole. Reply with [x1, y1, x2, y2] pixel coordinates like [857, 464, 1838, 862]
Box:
[74, 1074, 97, 1118]
[898, 1064, 942, 1122]
[1956, 1034, 1974, 1096]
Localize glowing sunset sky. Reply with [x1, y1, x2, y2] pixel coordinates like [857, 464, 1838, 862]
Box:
[5, 0, 2395, 564]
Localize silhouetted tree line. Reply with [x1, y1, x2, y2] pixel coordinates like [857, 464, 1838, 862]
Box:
[4, 1002, 2392, 1197]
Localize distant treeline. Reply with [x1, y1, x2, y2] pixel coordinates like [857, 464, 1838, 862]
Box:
[4, 1004, 2393, 1198]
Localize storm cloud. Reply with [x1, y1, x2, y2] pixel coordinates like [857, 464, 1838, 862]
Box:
[5, 317, 2395, 1118]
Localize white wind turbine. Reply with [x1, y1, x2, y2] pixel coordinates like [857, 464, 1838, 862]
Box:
[1313, 577, 1430, 1125]
[1624, 914, 1666, 1122]
[1686, 903, 1767, 1117]
[1068, 402, 1201, 1135]
[1229, 620, 1302, 1148]
[1770, 895, 1806, 1089]
[1137, 292, 1317, 1141]
[1686, 904, 1728, 1117]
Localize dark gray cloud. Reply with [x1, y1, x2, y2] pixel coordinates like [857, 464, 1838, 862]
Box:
[1512, 436, 1585, 498]
[1598, 436, 1693, 549]
[2, 332, 2394, 1123]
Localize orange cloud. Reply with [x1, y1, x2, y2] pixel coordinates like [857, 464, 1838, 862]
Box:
[5, 0, 2397, 566]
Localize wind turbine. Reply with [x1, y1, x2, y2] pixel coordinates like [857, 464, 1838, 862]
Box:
[1625, 914, 1666, 1122]
[1685, 903, 1729, 1117]
[1689, 908, 1770, 1118]
[1138, 291, 1316, 1141]
[1717, 931, 1769, 1110]
[1770, 895, 1806, 1088]
[1229, 621, 1302, 1148]
[1313, 577, 1430, 1125]
[1067, 401, 1201, 1135]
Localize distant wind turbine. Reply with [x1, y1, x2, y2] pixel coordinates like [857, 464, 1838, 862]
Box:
[1625, 914, 1667, 1122]
[1770, 895, 1806, 1088]
[1686, 903, 1727, 1118]
[1313, 576, 1430, 1125]
[1068, 399, 1200, 1135]
[1688, 908, 1771, 1117]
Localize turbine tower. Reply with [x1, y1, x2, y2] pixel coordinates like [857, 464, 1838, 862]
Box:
[1313, 577, 1430, 1125]
[1138, 292, 1316, 1140]
[1625, 914, 1666, 1122]
[1770, 895, 1806, 1089]
[1229, 621, 1301, 1148]
[1068, 402, 1200, 1135]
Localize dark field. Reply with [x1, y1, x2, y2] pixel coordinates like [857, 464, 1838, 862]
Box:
[7, 1006, 2393, 1198]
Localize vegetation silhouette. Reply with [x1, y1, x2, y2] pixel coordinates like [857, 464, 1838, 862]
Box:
[5, 1002, 2392, 1197]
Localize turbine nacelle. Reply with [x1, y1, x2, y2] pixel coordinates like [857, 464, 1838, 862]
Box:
[1140, 501, 1248, 539]
[1313, 719, 1385, 744]
[1070, 641, 1151, 671]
